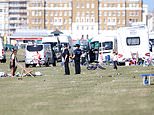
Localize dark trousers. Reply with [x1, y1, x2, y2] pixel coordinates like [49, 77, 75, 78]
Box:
[64, 62, 70, 75]
[113, 61, 118, 70]
[75, 61, 81, 74]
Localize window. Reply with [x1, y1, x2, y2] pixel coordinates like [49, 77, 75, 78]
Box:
[91, 3, 94, 8]
[27, 45, 43, 51]
[126, 37, 140, 46]
[87, 3, 90, 8]
[102, 41, 113, 50]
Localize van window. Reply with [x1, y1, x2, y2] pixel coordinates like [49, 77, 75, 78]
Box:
[27, 45, 43, 51]
[102, 41, 113, 50]
[149, 39, 154, 45]
[126, 37, 140, 46]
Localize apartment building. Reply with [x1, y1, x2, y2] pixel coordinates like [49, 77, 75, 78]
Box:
[0, 2, 9, 36]
[0, 0, 145, 39]
[27, 0, 144, 38]
[99, 0, 143, 31]
[28, 0, 72, 32]
[0, 0, 27, 36]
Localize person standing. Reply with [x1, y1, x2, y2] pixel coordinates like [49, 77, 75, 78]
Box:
[113, 51, 118, 70]
[10, 49, 18, 77]
[72, 44, 82, 74]
[62, 45, 70, 75]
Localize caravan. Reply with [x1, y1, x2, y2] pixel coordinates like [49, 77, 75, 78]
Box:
[116, 25, 149, 64]
[92, 31, 117, 62]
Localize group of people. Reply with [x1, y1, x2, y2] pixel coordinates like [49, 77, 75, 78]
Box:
[9, 44, 119, 77]
[9, 44, 83, 77]
[62, 44, 82, 75]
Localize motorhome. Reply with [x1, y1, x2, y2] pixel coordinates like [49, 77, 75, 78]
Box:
[92, 31, 117, 62]
[0, 37, 6, 63]
[116, 25, 149, 64]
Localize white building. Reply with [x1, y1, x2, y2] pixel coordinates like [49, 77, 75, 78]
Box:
[0, 2, 9, 36]
[147, 11, 154, 32]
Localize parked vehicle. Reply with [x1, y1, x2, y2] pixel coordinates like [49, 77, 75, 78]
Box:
[0, 37, 6, 63]
[42, 35, 72, 62]
[92, 30, 117, 62]
[116, 24, 149, 64]
[25, 43, 56, 67]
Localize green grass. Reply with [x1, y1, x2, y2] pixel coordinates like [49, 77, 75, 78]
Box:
[0, 50, 154, 115]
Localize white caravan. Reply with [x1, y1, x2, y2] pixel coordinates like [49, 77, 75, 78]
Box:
[92, 30, 117, 62]
[116, 25, 149, 63]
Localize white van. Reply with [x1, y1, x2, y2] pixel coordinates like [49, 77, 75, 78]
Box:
[116, 25, 149, 64]
[92, 31, 117, 62]
[25, 44, 55, 67]
[0, 37, 6, 63]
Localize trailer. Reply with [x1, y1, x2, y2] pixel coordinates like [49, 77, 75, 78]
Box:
[116, 25, 149, 64]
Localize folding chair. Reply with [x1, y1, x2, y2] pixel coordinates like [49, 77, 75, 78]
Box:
[16, 62, 35, 77]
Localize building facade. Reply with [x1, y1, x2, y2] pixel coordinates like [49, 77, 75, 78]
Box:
[0, 2, 9, 36]
[0, 0, 27, 36]
[27, 0, 144, 39]
[0, 0, 146, 39]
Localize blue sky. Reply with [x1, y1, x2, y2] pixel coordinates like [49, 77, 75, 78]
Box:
[143, 0, 154, 11]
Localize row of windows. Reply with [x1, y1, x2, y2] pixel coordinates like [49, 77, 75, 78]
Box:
[31, 10, 139, 17]
[76, 26, 94, 30]
[76, 17, 95, 22]
[31, 11, 72, 17]
[30, 2, 72, 8]
[99, 3, 140, 8]
[99, 11, 139, 17]
[31, 18, 72, 24]
[30, 2, 140, 9]
[76, 2, 95, 8]
[31, 25, 71, 30]
[76, 12, 95, 17]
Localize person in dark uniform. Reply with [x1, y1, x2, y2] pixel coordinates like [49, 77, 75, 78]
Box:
[62, 45, 70, 75]
[72, 44, 82, 74]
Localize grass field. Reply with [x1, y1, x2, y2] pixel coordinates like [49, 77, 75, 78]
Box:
[0, 50, 154, 115]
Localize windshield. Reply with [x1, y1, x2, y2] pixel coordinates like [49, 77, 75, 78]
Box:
[27, 45, 43, 51]
[102, 41, 113, 50]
